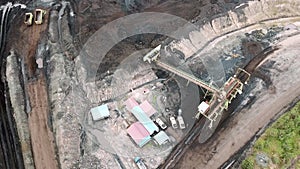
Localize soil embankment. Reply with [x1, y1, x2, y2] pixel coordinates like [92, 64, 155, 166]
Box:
[6, 52, 34, 169]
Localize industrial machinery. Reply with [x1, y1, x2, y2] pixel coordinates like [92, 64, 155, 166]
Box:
[143, 45, 250, 128]
[155, 118, 167, 130]
[170, 116, 178, 129]
[34, 9, 46, 25]
[177, 115, 186, 129]
[24, 12, 33, 26]
[25, 9, 46, 26]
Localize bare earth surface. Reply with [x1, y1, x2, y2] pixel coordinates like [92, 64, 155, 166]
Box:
[28, 73, 58, 169]
[176, 33, 300, 169]
[3, 0, 300, 168]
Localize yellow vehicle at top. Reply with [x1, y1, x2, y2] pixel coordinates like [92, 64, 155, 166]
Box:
[24, 12, 33, 26]
[34, 9, 46, 25]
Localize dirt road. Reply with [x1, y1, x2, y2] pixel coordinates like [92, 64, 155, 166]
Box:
[175, 33, 300, 169]
[27, 72, 58, 169]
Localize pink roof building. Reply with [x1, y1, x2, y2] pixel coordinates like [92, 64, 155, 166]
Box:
[140, 100, 157, 117]
[127, 122, 151, 147]
[125, 97, 139, 110]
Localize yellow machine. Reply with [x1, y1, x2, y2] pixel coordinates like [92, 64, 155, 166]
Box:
[24, 12, 33, 26]
[34, 9, 46, 25]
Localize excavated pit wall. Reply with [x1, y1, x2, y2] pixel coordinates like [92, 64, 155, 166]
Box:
[11, 0, 298, 168]
[6, 52, 34, 169]
[76, 0, 300, 104]
[169, 0, 300, 59]
[47, 8, 82, 169]
[47, 0, 300, 168]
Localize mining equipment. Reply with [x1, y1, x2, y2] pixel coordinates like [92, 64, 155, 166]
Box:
[24, 12, 33, 26]
[34, 9, 46, 25]
[143, 45, 250, 128]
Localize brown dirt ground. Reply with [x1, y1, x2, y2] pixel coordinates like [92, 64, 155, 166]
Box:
[6, 9, 58, 169]
[7, 8, 49, 78]
[27, 72, 58, 169]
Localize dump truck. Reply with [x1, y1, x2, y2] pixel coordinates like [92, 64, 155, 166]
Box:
[170, 116, 178, 129]
[155, 118, 167, 130]
[177, 109, 186, 129]
[34, 9, 46, 25]
[24, 12, 33, 26]
[177, 115, 186, 129]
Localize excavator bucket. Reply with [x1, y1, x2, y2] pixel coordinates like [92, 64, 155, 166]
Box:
[34, 9, 46, 25]
[24, 12, 33, 26]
